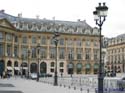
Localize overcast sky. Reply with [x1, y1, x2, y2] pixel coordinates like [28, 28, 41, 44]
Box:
[0, 0, 125, 38]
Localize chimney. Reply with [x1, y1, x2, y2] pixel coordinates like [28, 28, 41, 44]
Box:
[36, 15, 39, 19]
[0, 10, 5, 13]
[77, 19, 81, 22]
[18, 13, 22, 18]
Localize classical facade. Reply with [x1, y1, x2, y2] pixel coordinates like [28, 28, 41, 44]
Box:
[106, 34, 125, 74]
[0, 10, 100, 76]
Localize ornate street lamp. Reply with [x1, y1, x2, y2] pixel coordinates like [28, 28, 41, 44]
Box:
[93, 2, 108, 93]
[36, 43, 41, 82]
[53, 32, 60, 86]
[27, 49, 31, 79]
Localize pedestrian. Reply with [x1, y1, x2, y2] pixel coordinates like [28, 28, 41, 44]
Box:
[0, 72, 3, 78]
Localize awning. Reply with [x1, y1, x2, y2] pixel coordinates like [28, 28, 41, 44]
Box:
[7, 67, 13, 70]
[22, 67, 28, 70]
[14, 67, 20, 70]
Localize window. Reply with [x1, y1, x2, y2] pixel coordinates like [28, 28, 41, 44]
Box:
[77, 48, 82, 59]
[22, 36, 27, 43]
[85, 48, 91, 60]
[31, 47, 36, 58]
[0, 44, 3, 56]
[60, 69, 64, 73]
[86, 39, 90, 46]
[32, 36, 36, 44]
[22, 46, 28, 58]
[68, 48, 74, 60]
[59, 38, 64, 45]
[50, 48, 55, 59]
[59, 48, 65, 59]
[6, 33, 12, 41]
[76, 40, 82, 47]
[0, 32, 3, 41]
[50, 69, 54, 72]
[51, 62, 54, 67]
[14, 46, 18, 57]
[40, 47, 46, 59]
[50, 39, 55, 45]
[94, 40, 98, 47]
[41, 36, 46, 45]
[7, 44, 12, 56]
[14, 35, 18, 43]
[94, 49, 99, 60]
[67, 39, 73, 46]
[60, 62, 64, 67]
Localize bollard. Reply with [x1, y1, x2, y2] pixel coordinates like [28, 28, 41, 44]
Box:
[80, 88, 82, 91]
[87, 89, 89, 93]
[68, 86, 70, 89]
[74, 87, 76, 90]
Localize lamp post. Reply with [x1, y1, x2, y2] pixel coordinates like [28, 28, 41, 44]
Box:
[93, 2, 108, 93]
[21, 54, 24, 78]
[27, 50, 31, 79]
[53, 32, 60, 86]
[36, 43, 41, 82]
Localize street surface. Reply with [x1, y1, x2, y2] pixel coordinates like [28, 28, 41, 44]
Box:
[0, 77, 95, 93]
[0, 77, 125, 93]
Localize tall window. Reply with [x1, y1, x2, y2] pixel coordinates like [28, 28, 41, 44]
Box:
[6, 33, 12, 41]
[86, 39, 90, 46]
[14, 46, 18, 57]
[14, 35, 18, 43]
[60, 62, 64, 67]
[50, 39, 55, 45]
[0, 32, 3, 41]
[32, 36, 36, 44]
[22, 46, 27, 58]
[0, 44, 3, 56]
[67, 39, 73, 46]
[85, 48, 91, 60]
[68, 48, 74, 60]
[50, 48, 55, 59]
[94, 49, 99, 60]
[59, 38, 64, 45]
[77, 48, 82, 59]
[41, 36, 46, 45]
[51, 62, 55, 67]
[7, 44, 12, 56]
[22, 36, 27, 43]
[40, 47, 46, 59]
[76, 40, 82, 47]
[59, 48, 65, 59]
[93, 40, 98, 47]
[31, 47, 36, 58]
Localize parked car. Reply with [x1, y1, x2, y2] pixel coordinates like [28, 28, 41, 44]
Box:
[30, 73, 37, 80]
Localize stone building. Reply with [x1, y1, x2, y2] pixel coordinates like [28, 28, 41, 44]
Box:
[0, 10, 100, 76]
[106, 34, 125, 75]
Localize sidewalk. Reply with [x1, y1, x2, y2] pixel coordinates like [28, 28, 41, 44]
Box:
[0, 77, 95, 93]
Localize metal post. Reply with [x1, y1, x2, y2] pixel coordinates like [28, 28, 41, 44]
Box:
[27, 50, 30, 79]
[37, 43, 40, 82]
[93, 3, 108, 93]
[21, 54, 24, 78]
[54, 40, 58, 86]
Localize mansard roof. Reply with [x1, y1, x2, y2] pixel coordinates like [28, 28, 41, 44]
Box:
[0, 10, 100, 36]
